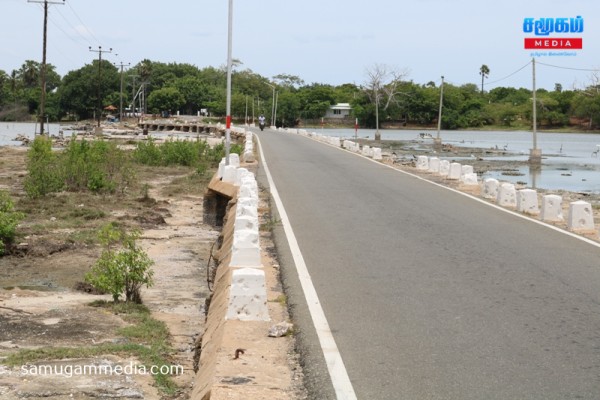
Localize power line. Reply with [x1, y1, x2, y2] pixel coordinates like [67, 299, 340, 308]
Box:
[484, 61, 532, 86]
[66, 0, 102, 46]
[536, 61, 600, 72]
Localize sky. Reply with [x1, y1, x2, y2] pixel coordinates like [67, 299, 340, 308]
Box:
[1, 0, 598, 91]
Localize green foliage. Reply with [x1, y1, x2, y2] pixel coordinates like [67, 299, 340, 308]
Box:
[133, 138, 241, 170]
[24, 136, 64, 198]
[85, 223, 154, 303]
[147, 87, 185, 114]
[0, 190, 24, 255]
[63, 139, 133, 194]
[25, 137, 134, 198]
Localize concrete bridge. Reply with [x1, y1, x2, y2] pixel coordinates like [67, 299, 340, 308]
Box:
[137, 121, 222, 135]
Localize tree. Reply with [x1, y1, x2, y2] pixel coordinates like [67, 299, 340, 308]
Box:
[147, 87, 184, 115]
[59, 61, 119, 120]
[364, 64, 409, 139]
[479, 64, 490, 94]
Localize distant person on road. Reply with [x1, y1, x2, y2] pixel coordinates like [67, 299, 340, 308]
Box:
[258, 115, 266, 124]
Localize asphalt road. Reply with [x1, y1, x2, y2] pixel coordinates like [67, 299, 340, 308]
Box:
[254, 128, 600, 400]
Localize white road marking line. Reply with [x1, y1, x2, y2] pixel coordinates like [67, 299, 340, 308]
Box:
[255, 134, 358, 400]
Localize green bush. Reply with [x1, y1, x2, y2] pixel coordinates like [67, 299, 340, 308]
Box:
[63, 139, 133, 194]
[24, 136, 64, 198]
[24, 137, 134, 198]
[0, 190, 24, 255]
[133, 138, 241, 170]
[85, 223, 154, 303]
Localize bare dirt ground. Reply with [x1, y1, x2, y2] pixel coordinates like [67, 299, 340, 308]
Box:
[0, 145, 219, 399]
[0, 142, 306, 399]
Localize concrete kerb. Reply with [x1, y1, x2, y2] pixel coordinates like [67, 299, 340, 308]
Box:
[194, 131, 296, 399]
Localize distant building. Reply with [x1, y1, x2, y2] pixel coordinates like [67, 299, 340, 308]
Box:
[325, 103, 352, 119]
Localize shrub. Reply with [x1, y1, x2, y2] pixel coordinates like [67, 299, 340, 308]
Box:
[63, 139, 133, 194]
[0, 190, 24, 255]
[85, 223, 154, 303]
[24, 136, 64, 198]
[133, 138, 241, 169]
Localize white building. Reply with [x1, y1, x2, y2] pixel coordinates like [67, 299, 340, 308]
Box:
[325, 103, 352, 119]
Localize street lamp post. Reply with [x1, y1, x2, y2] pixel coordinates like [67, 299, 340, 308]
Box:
[225, 0, 233, 165]
[265, 82, 275, 127]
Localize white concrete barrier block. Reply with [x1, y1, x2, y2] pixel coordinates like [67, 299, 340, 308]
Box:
[541, 194, 563, 222]
[428, 157, 440, 173]
[482, 178, 499, 199]
[362, 145, 371, 157]
[222, 165, 237, 184]
[447, 162, 462, 180]
[568, 200, 595, 231]
[439, 160, 450, 177]
[230, 229, 261, 267]
[235, 168, 251, 186]
[243, 150, 255, 163]
[460, 165, 474, 182]
[416, 156, 429, 170]
[229, 153, 240, 168]
[234, 215, 259, 232]
[461, 173, 479, 186]
[226, 268, 269, 321]
[372, 148, 383, 160]
[497, 183, 517, 208]
[217, 158, 226, 179]
[236, 204, 258, 219]
[237, 196, 258, 209]
[517, 189, 539, 215]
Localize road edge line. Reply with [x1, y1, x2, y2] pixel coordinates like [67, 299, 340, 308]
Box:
[255, 134, 358, 400]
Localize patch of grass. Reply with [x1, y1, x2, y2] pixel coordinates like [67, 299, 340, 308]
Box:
[269, 294, 287, 306]
[260, 218, 282, 232]
[5, 300, 180, 396]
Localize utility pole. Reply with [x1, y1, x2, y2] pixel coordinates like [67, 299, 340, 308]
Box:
[115, 62, 130, 122]
[89, 46, 112, 130]
[129, 73, 139, 118]
[28, 0, 64, 136]
[434, 76, 444, 152]
[224, 0, 233, 165]
[529, 58, 541, 165]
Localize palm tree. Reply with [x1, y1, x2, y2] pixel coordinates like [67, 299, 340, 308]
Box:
[479, 64, 490, 94]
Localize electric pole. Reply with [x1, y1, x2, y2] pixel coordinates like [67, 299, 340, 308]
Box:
[28, 0, 64, 136]
[115, 62, 130, 122]
[434, 76, 444, 152]
[89, 46, 112, 130]
[529, 58, 541, 165]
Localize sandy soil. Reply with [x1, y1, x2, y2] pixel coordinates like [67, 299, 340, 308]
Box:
[0, 146, 220, 399]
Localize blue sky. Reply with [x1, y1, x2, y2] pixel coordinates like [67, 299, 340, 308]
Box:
[1, 0, 598, 90]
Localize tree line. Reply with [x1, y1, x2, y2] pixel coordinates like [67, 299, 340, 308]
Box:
[1, 59, 599, 130]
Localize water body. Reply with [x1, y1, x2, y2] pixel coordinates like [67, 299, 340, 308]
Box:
[0, 122, 65, 145]
[312, 128, 600, 194]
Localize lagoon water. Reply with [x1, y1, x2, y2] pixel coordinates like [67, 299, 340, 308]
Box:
[2, 123, 599, 193]
[308, 128, 600, 194]
[0, 122, 63, 146]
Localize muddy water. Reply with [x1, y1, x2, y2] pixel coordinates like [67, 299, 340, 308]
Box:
[313, 128, 600, 194]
